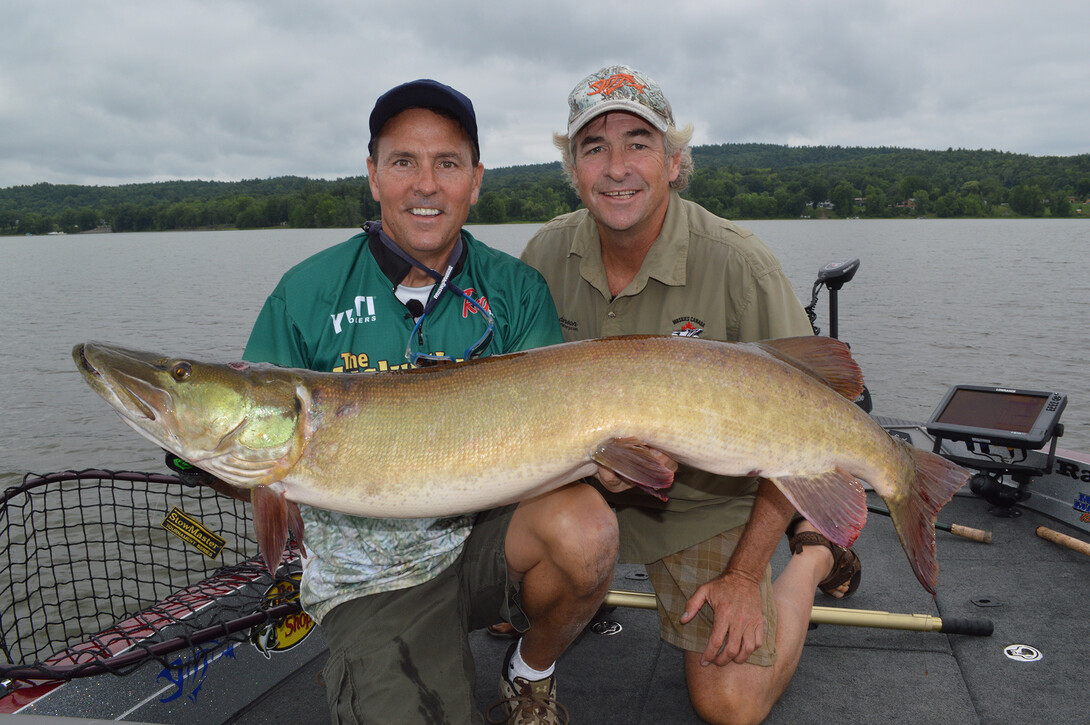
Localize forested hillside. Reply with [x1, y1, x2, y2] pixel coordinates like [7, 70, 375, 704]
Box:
[3, 144, 1088, 235]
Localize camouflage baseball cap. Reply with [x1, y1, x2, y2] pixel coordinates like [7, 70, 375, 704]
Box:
[566, 64, 675, 137]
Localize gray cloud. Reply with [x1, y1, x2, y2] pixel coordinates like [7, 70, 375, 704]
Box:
[1, 0, 1087, 187]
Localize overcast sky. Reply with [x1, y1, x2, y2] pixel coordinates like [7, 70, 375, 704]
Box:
[3, 0, 1087, 188]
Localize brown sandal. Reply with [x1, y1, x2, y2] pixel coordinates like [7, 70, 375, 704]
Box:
[786, 518, 862, 598]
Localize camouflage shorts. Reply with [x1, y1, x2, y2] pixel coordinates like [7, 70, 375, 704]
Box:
[645, 525, 778, 666]
[320, 504, 524, 724]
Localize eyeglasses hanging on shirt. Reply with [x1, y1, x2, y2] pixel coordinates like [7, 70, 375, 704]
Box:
[364, 221, 495, 367]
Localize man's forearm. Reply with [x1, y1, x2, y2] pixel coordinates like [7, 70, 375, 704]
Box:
[723, 478, 795, 580]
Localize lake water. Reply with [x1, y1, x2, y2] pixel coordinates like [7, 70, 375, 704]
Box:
[1, 219, 1087, 493]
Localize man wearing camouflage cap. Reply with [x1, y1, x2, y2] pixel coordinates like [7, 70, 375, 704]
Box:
[522, 65, 862, 725]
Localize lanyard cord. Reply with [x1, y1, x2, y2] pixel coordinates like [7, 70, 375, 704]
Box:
[362, 221, 493, 364]
[363, 220, 463, 318]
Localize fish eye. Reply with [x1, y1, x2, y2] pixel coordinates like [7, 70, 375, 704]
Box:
[172, 362, 192, 381]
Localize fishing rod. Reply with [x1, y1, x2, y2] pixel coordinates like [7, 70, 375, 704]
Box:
[867, 504, 993, 544]
[602, 590, 993, 636]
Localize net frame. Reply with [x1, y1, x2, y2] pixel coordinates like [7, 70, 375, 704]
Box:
[0, 470, 303, 689]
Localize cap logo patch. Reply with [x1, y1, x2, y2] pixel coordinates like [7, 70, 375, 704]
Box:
[566, 65, 674, 135]
[589, 73, 645, 98]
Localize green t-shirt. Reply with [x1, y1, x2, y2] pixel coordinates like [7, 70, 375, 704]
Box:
[522, 193, 813, 563]
[245, 228, 562, 622]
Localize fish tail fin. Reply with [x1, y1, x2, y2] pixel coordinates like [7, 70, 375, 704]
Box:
[885, 441, 971, 594]
[756, 336, 865, 401]
[252, 484, 289, 573]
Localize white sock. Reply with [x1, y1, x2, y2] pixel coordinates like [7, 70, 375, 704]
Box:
[508, 638, 555, 682]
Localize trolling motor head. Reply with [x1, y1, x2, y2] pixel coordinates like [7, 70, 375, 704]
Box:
[817, 258, 860, 291]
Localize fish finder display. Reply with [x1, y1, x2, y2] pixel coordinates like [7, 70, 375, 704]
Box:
[926, 385, 1067, 449]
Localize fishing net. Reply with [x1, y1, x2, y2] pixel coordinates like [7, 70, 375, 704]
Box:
[0, 469, 305, 689]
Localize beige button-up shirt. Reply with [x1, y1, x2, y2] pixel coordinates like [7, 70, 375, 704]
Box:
[523, 192, 814, 562]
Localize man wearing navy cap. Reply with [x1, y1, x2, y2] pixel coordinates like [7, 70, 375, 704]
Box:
[245, 79, 616, 724]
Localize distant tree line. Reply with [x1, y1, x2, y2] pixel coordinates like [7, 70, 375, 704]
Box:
[2, 145, 1089, 235]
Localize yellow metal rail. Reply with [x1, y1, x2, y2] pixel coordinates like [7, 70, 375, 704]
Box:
[602, 589, 992, 635]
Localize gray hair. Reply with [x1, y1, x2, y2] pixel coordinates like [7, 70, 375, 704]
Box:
[553, 122, 695, 192]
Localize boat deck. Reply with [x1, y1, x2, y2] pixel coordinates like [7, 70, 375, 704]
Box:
[227, 489, 1090, 724]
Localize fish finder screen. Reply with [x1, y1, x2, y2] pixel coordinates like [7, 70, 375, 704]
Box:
[927, 384, 1066, 448]
[934, 388, 1047, 434]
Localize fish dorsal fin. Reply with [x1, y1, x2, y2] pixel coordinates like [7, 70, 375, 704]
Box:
[755, 337, 864, 401]
[769, 468, 868, 548]
[592, 437, 675, 501]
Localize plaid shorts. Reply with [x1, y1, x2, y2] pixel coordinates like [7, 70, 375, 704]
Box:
[645, 525, 778, 666]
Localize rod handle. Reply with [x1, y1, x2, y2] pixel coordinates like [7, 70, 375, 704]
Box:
[949, 523, 993, 544]
[938, 616, 994, 636]
[1036, 526, 1090, 556]
[867, 504, 992, 544]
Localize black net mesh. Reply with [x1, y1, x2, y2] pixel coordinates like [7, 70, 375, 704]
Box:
[0, 470, 303, 686]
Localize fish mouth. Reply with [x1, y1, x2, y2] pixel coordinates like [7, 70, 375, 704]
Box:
[77, 344, 100, 377]
[76, 343, 164, 422]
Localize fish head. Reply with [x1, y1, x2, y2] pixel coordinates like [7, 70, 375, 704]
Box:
[74, 342, 310, 488]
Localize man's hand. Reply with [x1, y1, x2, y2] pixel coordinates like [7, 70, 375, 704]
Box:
[594, 465, 636, 493]
[165, 450, 250, 502]
[680, 569, 765, 667]
[677, 478, 793, 667]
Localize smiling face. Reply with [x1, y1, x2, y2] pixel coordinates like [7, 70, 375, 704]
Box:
[367, 107, 484, 273]
[571, 111, 681, 248]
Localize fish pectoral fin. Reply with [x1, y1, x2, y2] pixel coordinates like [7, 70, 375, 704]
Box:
[769, 468, 867, 548]
[756, 337, 865, 401]
[592, 438, 675, 501]
[287, 500, 306, 557]
[201, 455, 292, 488]
[251, 484, 289, 573]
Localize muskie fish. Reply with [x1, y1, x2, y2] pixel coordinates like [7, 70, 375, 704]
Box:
[74, 336, 969, 593]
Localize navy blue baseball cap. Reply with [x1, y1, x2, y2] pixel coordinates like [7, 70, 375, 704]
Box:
[367, 79, 479, 157]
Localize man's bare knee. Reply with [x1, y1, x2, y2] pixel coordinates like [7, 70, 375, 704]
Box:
[691, 689, 772, 725]
[541, 486, 617, 583]
[687, 660, 777, 725]
[508, 483, 617, 586]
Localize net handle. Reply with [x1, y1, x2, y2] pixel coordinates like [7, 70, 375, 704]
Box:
[2, 601, 302, 683]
